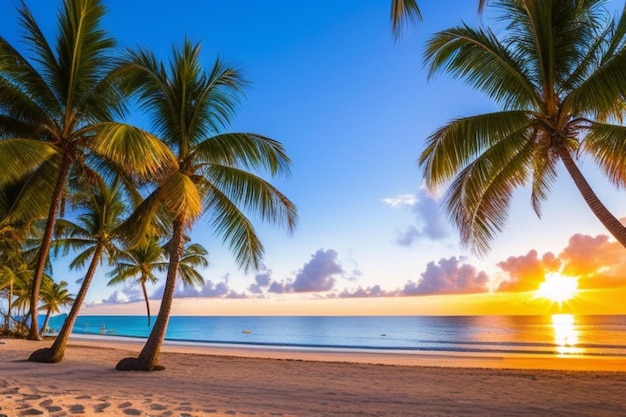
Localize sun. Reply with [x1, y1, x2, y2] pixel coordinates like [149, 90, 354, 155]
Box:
[536, 272, 579, 304]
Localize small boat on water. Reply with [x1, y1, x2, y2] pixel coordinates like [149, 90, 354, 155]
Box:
[242, 329, 252, 334]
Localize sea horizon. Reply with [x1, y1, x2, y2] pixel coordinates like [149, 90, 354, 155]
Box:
[48, 313, 626, 358]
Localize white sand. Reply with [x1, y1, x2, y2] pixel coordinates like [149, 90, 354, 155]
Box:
[1, 336, 625, 416]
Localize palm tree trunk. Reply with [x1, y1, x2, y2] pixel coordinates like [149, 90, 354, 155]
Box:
[29, 244, 103, 363]
[6, 280, 13, 330]
[559, 149, 626, 247]
[28, 155, 72, 341]
[141, 280, 151, 326]
[116, 217, 185, 371]
[40, 309, 52, 335]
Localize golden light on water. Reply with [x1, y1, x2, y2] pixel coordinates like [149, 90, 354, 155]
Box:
[536, 272, 579, 306]
[551, 313, 584, 355]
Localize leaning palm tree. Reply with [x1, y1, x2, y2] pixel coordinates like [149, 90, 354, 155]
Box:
[420, 0, 626, 255]
[107, 239, 208, 326]
[0, 0, 175, 340]
[29, 179, 128, 363]
[114, 39, 297, 371]
[38, 280, 74, 335]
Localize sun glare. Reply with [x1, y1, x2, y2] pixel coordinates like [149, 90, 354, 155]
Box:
[536, 272, 578, 304]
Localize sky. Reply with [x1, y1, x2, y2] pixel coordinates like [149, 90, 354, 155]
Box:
[2, 0, 626, 315]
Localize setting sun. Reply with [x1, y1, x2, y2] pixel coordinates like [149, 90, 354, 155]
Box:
[536, 273, 579, 304]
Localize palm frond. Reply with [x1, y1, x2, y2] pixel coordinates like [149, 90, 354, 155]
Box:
[446, 135, 534, 255]
[0, 140, 58, 188]
[584, 122, 626, 187]
[194, 133, 291, 177]
[424, 24, 539, 109]
[390, 0, 422, 40]
[0, 22, 61, 120]
[203, 166, 297, 234]
[419, 111, 532, 189]
[88, 122, 178, 179]
[0, 154, 60, 226]
[117, 191, 163, 247]
[205, 187, 265, 272]
[529, 135, 559, 218]
[68, 246, 96, 270]
[160, 172, 202, 224]
[55, 0, 116, 111]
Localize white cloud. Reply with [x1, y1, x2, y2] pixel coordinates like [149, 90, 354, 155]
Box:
[382, 193, 418, 208]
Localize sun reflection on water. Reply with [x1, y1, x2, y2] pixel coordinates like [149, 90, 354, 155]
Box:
[551, 314, 584, 356]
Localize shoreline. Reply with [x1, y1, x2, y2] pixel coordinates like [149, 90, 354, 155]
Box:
[67, 333, 626, 372]
[2, 337, 626, 416]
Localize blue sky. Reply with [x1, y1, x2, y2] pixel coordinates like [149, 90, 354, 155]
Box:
[3, 0, 626, 314]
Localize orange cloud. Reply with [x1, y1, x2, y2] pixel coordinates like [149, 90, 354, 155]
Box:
[495, 233, 626, 293]
[496, 250, 560, 292]
[560, 234, 626, 289]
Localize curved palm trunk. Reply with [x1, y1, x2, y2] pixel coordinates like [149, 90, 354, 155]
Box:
[28, 155, 72, 341]
[40, 308, 52, 335]
[560, 149, 626, 247]
[29, 245, 103, 363]
[116, 217, 185, 371]
[141, 279, 151, 326]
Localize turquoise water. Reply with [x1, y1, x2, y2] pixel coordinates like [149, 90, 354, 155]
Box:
[48, 314, 626, 357]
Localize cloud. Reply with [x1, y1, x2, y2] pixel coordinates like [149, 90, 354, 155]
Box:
[381, 194, 417, 208]
[559, 234, 626, 289]
[150, 274, 247, 299]
[496, 250, 560, 292]
[394, 226, 421, 247]
[248, 268, 273, 294]
[260, 249, 347, 294]
[401, 256, 489, 295]
[100, 286, 143, 304]
[383, 188, 450, 247]
[292, 249, 342, 292]
[338, 285, 395, 298]
[494, 233, 626, 292]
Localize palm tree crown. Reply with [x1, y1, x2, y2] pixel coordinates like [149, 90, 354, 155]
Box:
[420, 0, 626, 254]
[0, 0, 176, 340]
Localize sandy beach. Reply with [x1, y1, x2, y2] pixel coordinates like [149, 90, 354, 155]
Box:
[0, 337, 625, 416]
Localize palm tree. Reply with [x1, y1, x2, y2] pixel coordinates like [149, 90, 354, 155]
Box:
[29, 179, 128, 362]
[0, 248, 29, 331]
[106, 238, 166, 326]
[39, 280, 74, 335]
[0, 0, 176, 340]
[114, 39, 297, 371]
[419, 0, 626, 255]
[107, 239, 208, 326]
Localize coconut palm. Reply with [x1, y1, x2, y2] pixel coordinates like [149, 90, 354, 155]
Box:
[29, 179, 128, 362]
[107, 238, 167, 326]
[0, 0, 176, 340]
[419, 0, 626, 255]
[113, 39, 297, 371]
[38, 280, 74, 335]
[107, 239, 208, 326]
[0, 247, 29, 331]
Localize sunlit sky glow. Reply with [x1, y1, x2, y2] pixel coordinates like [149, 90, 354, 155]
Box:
[3, 0, 626, 315]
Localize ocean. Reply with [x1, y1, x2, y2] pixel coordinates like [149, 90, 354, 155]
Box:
[47, 314, 626, 357]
